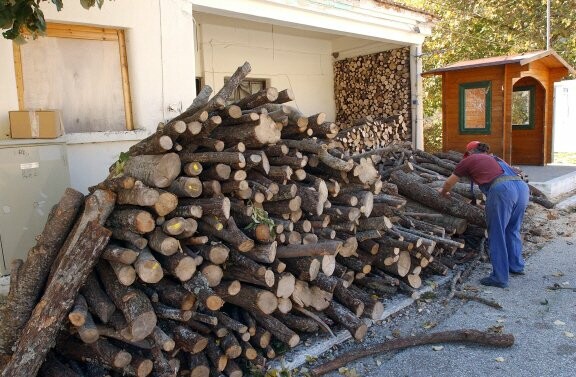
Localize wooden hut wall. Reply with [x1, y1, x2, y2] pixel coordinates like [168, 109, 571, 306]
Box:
[441, 66, 505, 157]
[510, 76, 546, 165]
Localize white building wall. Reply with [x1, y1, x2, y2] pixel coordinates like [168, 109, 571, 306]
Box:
[196, 16, 336, 119]
[0, 0, 431, 193]
[0, 0, 196, 193]
[553, 80, 576, 153]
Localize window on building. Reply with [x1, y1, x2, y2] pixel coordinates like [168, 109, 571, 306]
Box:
[195, 77, 203, 95]
[511, 85, 535, 129]
[224, 78, 267, 104]
[13, 23, 133, 133]
[459, 81, 491, 134]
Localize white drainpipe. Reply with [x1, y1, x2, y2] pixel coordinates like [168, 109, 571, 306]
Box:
[410, 44, 424, 150]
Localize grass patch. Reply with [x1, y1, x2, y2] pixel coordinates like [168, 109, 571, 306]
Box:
[553, 152, 576, 165]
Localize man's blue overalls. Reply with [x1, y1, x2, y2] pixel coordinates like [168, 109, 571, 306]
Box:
[477, 157, 530, 287]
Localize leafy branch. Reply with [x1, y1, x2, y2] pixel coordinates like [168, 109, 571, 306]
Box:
[0, 0, 109, 42]
[111, 151, 129, 177]
[244, 204, 276, 239]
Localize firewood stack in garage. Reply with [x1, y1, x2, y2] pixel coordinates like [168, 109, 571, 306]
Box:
[0, 62, 490, 377]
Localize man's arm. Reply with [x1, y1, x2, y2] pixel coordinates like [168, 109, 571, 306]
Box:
[439, 174, 459, 197]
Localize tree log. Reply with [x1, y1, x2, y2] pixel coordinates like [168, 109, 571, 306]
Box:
[391, 170, 486, 227]
[214, 284, 277, 315]
[251, 311, 300, 348]
[324, 300, 367, 341]
[134, 250, 165, 285]
[310, 329, 515, 376]
[122, 153, 181, 189]
[80, 272, 116, 324]
[0, 188, 84, 354]
[0, 220, 111, 377]
[106, 208, 155, 235]
[96, 260, 157, 341]
[276, 241, 342, 258]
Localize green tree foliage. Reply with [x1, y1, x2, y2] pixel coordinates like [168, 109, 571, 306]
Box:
[396, 0, 576, 151]
[0, 0, 107, 42]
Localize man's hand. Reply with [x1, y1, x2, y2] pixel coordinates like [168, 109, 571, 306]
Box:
[437, 187, 451, 198]
[439, 174, 459, 198]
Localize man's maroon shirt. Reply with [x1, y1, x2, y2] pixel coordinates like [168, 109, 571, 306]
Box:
[453, 153, 503, 185]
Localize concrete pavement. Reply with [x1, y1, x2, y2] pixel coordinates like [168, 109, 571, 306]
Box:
[315, 235, 576, 377]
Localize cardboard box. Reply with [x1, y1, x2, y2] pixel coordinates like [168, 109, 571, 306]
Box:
[9, 110, 63, 139]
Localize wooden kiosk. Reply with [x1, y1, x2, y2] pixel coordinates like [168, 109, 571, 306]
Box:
[423, 50, 575, 165]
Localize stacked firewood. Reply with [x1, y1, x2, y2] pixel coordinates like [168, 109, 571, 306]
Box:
[0, 62, 487, 377]
[333, 47, 411, 136]
[334, 114, 409, 154]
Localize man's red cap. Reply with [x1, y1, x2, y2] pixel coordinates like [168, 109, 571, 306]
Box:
[463, 141, 480, 158]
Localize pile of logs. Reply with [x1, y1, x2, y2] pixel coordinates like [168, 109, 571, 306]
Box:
[0, 62, 496, 377]
[334, 114, 409, 154]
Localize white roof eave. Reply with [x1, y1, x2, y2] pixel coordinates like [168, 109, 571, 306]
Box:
[190, 0, 431, 46]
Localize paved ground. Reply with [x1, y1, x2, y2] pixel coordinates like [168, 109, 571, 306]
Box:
[310, 235, 576, 377]
[518, 164, 576, 182]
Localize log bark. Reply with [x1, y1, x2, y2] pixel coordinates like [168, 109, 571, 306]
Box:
[134, 248, 164, 283]
[153, 278, 197, 310]
[391, 170, 486, 227]
[122, 153, 181, 188]
[225, 251, 274, 287]
[170, 324, 208, 354]
[0, 188, 84, 354]
[251, 311, 300, 348]
[210, 114, 281, 148]
[205, 339, 227, 372]
[310, 329, 515, 376]
[0, 220, 111, 377]
[324, 300, 367, 341]
[57, 337, 132, 370]
[96, 260, 157, 342]
[89, 175, 135, 193]
[276, 241, 342, 258]
[80, 272, 116, 324]
[106, 208, 155, 235]
[102, 244, 140, 264]
[214, 284, 278, 315]
[117, 185, 160, 207]
[183, 274, 225, 311]
[187, 352, 210, 377]
[198, 217, 254, 252]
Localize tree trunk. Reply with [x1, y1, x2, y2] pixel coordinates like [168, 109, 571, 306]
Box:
[391, 170, 486, 227]
[310, 329, 515, 376]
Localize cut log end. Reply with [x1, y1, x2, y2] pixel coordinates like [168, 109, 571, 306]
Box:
[129, 312, 157, 342]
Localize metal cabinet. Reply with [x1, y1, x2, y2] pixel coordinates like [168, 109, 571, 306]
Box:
[0, 142, 70, 275]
